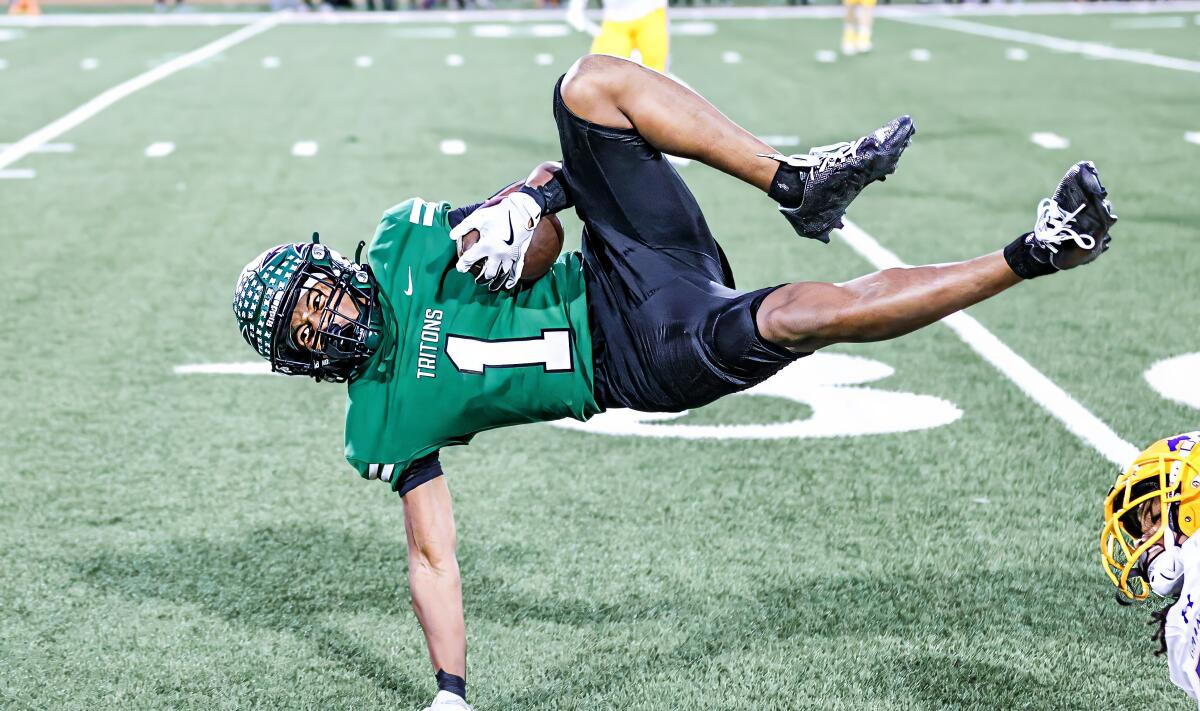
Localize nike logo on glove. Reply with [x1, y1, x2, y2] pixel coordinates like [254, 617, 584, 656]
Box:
[404, 267, 414, 296]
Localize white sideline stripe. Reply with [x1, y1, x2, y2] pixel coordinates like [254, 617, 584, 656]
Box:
[8, 2, 1200, 26]
[0, 168, 35, 179]
[144, 141, 175, 157]
[899, 15, 1200, 74]
[836, 218, 1139, 468]
[0, 142, 73, 153]
[0, 18, 276, 173]
[1111, 16, 1187, 29]
[1185, 131, 1200, 146]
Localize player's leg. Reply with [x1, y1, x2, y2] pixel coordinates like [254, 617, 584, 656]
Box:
[632, 8, 669, 73]
[856, 0, 875, 53]
[842, 0, 859, 55]
[756, 162, 1117, 352]
[757, 252, 1020, 352]
[589, 20, 635, 61]
[560, 53, 914, 242]
[561, 53, 777, 192]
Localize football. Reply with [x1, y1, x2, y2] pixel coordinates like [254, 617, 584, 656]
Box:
[456, 173, 565, 285]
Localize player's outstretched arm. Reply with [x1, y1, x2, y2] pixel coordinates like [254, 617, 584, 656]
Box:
[403, 477, 468, 697]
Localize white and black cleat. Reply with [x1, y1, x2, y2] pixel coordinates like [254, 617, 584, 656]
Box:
[762, 115, 915, 243]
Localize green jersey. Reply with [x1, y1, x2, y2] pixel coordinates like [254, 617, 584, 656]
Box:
[344, 198, 600, 488]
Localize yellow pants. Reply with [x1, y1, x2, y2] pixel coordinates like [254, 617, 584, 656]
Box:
[844, 0, 876, 6]
[591, 8, 669, 73]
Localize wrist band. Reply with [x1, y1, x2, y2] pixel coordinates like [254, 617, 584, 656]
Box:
[1003, 232, 1056, 280]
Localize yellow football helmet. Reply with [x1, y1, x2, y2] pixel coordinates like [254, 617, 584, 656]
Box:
[1102, 431, 1200, 600]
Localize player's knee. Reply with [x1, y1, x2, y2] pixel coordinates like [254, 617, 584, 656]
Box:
[757, 301, 799, 346]
[561, 54, 622, 114]
[756, 294, 840, 352]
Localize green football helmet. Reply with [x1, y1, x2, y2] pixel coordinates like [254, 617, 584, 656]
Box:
[232, 233, 382, 383]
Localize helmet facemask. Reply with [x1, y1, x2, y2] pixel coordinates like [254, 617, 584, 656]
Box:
[1101, 435, 1200, 601]
[274, 256, 381, 383]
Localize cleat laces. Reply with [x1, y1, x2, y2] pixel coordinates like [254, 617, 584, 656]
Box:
[759, 137, 868, 174]
[1030, 198, 1095, 253]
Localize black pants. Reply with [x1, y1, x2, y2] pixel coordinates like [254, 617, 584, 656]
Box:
[553, 77, 801, 413]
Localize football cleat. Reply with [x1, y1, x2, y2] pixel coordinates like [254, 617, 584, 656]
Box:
[761, 115, 915, 243]
[1035, 160, 1117, 270]
[1006, 161, 1118, 277]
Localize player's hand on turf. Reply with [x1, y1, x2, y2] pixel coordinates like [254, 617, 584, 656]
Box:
[449, 191, 542, 292]
[421, 690, 472, 711]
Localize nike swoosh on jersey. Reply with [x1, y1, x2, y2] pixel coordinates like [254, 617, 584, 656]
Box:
[404, 267, 413, 296]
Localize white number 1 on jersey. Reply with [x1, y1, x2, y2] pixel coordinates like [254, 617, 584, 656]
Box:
[445, 329, 574, 374]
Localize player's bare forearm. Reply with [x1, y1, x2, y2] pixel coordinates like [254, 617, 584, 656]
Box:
[758, 251, 1021, 352]
[403, 477, 467, 677]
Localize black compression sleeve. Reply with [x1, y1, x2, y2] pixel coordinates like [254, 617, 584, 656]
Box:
[448, 203, 484, 229]
[396, 452, 444, 496]
[518, 169, 574, 217]
[436, 669, 467, 701]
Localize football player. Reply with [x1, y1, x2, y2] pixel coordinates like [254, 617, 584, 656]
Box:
[567, 0, 669, 73]
[1102, 432, 1200, 707]
[233, 55, 1117, 710]
[841, 0, 875, 55]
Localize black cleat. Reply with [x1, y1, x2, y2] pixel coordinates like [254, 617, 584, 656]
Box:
[762, 115, 915, 243]
[1024, 161, 1118, 272]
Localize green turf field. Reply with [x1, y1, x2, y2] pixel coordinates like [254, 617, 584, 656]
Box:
[2, 9, 1199, 710]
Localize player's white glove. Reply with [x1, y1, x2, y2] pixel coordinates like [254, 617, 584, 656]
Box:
[448, 191, 541, 292]
[1151, 529, 1190, 598]
[421, 690, 472, 711]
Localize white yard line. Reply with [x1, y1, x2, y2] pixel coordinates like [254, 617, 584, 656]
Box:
[837, 218, 1139, 468]
[898, 15, 1200, 74]
[7, 2, 1200, 27]
[0, 18, 276, 173]
[0, 142, 73, 153]
[0, 168, 35, 179]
